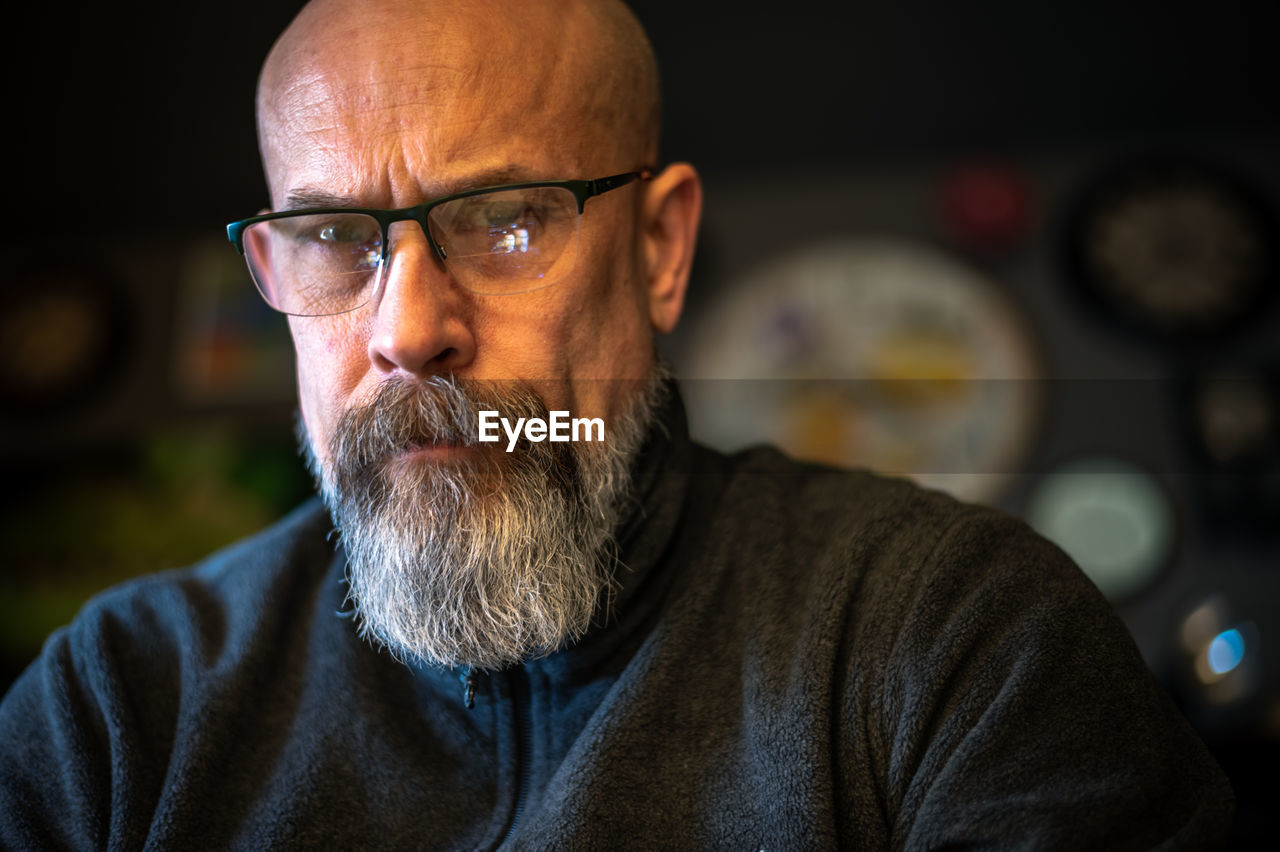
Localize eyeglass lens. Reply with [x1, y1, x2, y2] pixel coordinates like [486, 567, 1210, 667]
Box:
[242, 185, 582, 316]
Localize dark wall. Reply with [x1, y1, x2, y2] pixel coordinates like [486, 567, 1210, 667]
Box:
[7, 1, 1277, 223]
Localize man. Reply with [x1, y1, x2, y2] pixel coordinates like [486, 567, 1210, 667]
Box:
[0, 0, 1232, 848]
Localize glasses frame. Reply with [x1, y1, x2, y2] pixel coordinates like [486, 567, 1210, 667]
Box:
[226, 169, 651, 315]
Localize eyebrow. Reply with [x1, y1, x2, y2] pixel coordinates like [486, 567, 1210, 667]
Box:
[283, 189, 362, 210]
[282, 167, 549, 212]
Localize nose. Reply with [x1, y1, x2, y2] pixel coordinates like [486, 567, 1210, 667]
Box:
[366, 221, 476, 377]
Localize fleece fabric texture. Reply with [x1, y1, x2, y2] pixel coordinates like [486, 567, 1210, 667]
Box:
[0, 393, 1233, 850]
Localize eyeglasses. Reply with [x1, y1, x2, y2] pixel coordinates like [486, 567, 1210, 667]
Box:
[226, 170, 650, 317]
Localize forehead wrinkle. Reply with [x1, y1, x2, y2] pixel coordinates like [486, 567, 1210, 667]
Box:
[275, 61, 462, 132]
[278, 119, 522, 210]
[266, 79, 476, 207]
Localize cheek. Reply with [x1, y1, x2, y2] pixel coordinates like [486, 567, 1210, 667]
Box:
[572, 249, 652, 375]
[288, 314, 369, 453]
[511, 276, 644, 376]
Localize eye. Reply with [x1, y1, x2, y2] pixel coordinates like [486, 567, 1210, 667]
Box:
[459, 200, 539, 231]
[318, 221, 369, 243]
[292, 215, 383, 271]
[445, 200, 544, 256]
[427, 186, 578, 266]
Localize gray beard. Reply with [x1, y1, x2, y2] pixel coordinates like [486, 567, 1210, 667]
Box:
[301, 369, 668, 671]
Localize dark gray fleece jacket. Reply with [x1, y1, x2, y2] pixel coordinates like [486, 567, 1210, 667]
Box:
[0, 395, 1233, 850]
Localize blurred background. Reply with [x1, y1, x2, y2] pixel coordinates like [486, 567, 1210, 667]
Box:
[2, 0, 1276, 843]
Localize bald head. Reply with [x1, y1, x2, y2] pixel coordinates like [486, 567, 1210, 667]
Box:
[256, 0, 660, 206]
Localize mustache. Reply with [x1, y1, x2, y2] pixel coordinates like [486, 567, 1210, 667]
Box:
[331, 376, 550, 468]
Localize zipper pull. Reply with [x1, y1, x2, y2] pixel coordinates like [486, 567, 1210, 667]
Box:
[459, 667, 476, 709]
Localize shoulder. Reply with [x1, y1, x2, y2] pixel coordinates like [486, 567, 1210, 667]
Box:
[712, 443, 976, 545]
[682, 443, 1069, 705]
[64, 497, 336, 666]
[10, 497, 337, 718]
[706, 444, 1121, 693]
[699, 447, 1232, 846]
[0, 498, 338, 848]
[700, 443, 1027, 611]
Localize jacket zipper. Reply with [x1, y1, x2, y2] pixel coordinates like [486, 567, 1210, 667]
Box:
[500, 666, 533, 846]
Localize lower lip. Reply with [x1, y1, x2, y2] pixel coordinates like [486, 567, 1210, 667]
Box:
[398, 443, 476, 463]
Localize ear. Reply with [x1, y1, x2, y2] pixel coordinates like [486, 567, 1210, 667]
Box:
[639, 163, 702, 334]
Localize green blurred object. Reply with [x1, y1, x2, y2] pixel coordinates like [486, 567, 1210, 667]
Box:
[0, 427, 314, 682]
[1026, 457, 1175, 602]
